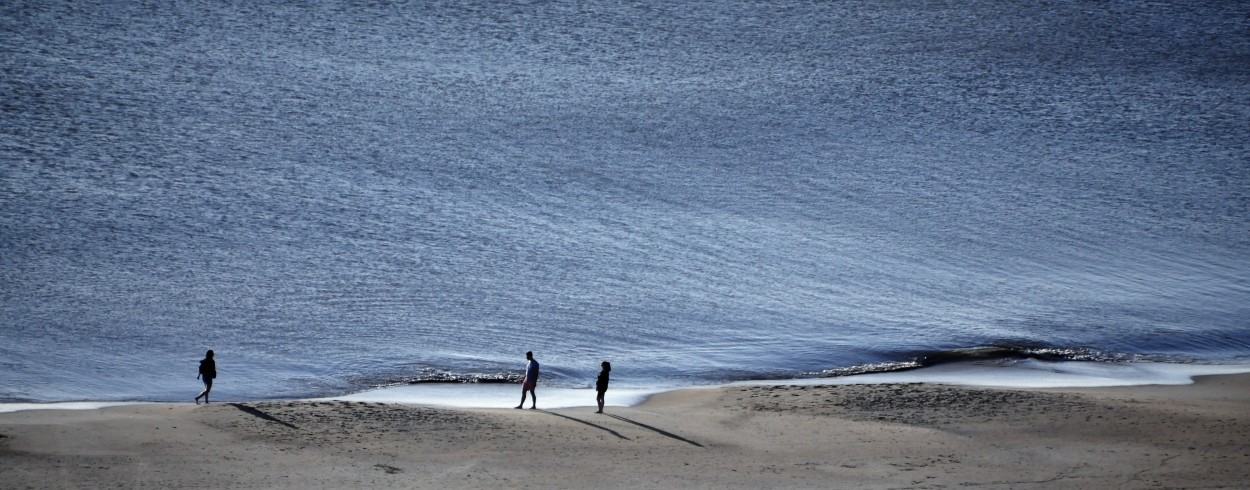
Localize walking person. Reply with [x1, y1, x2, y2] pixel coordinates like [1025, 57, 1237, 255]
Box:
[195, 349, 216, 404]
[515, 351, 539, 409]
[595, 361, 611, 414]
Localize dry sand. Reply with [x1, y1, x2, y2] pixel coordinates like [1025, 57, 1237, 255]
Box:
[2, 374, 1248, 489]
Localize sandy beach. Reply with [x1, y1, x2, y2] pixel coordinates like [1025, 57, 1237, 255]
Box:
[2, 374, 1248, 489]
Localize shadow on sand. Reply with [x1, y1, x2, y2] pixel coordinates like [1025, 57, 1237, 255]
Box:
[604, 413, 703, 447]
[535, 410, 630, 440]
[228, 403, 300, 430]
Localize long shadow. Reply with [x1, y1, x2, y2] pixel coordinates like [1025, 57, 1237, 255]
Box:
[605, 414, 703, 447]
[535, 410, 630, 440]
[228, 403, 300, 430]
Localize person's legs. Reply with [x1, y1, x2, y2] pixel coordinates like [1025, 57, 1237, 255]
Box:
[196, 379, 212, 404]
[596, 391, 605, 413]
[517, 379, 537, 409]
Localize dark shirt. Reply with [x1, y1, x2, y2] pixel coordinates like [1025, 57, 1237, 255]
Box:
[525, 360, 539, 381]
[199, 358, 216, 379]
[596, 369, 610, 392]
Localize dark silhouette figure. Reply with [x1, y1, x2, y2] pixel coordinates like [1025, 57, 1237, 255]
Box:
[515, 351, 539, 409]
[595, 361, 611, 413]
[195, 350, 216, 404]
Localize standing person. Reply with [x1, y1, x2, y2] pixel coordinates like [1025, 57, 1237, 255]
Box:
[195, 349, 216, 405]
[595, 361, 611, 414]
[515, 351, 539, 409]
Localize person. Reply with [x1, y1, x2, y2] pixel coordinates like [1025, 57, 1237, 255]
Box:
[195, 349, 216, 405]
[595, 361, 611, 414]
[515, 351, 539, 409]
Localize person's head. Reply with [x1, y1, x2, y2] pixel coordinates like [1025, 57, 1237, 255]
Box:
[526, 351, 533, 360]
[602, 361, 611, 371]
[206, 349, 214, 359]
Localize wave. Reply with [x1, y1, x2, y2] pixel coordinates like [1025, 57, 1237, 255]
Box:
[801, 344, 1177, 380]
[353, 344, 1176, 390]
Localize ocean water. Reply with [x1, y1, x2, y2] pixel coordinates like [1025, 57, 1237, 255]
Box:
[2, 0, 1249, 404]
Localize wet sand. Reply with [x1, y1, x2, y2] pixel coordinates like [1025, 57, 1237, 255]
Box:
[2, 374, 1248, 488]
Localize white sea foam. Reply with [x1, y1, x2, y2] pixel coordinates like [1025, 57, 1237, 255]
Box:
[0, 402, 146, 414]
[316, 384, 668, 410]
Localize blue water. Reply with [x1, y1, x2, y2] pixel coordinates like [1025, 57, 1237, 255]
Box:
[3, 0, 1249, 403]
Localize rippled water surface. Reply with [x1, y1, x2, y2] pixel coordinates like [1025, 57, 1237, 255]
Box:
[2, 0, 1248, 402]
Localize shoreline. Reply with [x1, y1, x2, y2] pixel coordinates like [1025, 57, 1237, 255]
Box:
[6, 359, 1247, 413]
[3, 373, 1248, 488]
